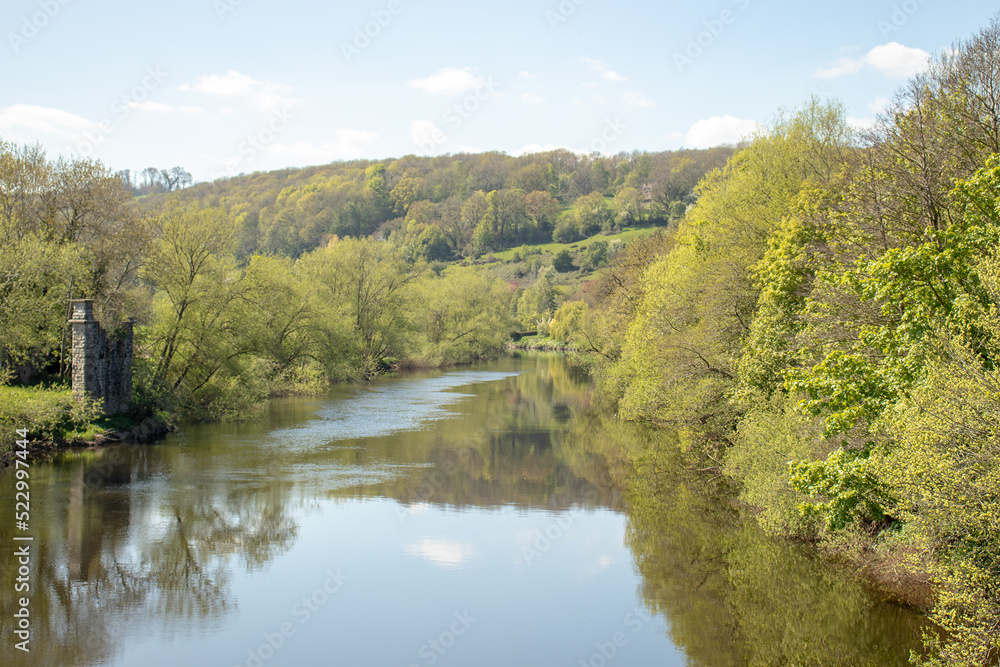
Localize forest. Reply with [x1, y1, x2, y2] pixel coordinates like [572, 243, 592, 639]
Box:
[548, 18, 1000, 665]
[142, 145, 733, 258]
[0, 137, 729, 426]
[3, 14, 1000, 666]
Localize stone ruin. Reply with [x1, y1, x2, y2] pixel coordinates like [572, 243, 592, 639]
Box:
[69, 300, 133, 415]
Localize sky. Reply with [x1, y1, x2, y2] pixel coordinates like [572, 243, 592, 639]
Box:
[1, 0, 997, 183]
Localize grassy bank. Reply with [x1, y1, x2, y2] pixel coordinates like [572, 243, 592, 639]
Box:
[0, 385, 171, 465]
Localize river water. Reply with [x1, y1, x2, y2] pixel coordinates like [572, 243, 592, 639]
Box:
[1, 354, 927, 666]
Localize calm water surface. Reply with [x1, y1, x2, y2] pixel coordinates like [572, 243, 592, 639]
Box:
[1, 354, 927, 666]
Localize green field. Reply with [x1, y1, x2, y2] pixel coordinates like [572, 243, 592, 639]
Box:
[483, 225, 666, 264]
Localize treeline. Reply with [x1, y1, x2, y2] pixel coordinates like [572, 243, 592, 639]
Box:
[555, 18, 1000, 664]
[0, 143, 734, 423]
[119, 166, 193, 196]
[0, 142, 516, 420]
[144, 148, 734, 259]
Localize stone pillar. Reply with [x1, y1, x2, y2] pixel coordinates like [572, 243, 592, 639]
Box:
[69, 299, 103, 406]
[69, 299, 134, 415]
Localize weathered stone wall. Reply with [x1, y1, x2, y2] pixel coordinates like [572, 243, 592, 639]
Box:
[69, 300, 133, 415]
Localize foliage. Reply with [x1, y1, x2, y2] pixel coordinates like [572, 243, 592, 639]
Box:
[789, 445, 896, 532]
[0, 385, 102, 455]
[408, 268, 517, 365]
[548, 301, 588, 344]
[517, 267, 556, 330]
[0, 141, 153, 381]
[603, 97, 853, 450]
[551, 248, 575, 273]
[144, 149, 732, 260]
[576, 18, 1000, 663]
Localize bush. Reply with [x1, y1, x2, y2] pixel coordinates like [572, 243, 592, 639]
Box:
[553, 217, 581, 243]
[0, 385, 103, 456]
[552, 249, 575, 273]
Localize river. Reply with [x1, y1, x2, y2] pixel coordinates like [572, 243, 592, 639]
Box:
[0, 353, 928, 666]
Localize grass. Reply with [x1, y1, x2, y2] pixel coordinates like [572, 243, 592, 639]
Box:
[0, 385, 104, 458]
[439, 225, 668, 277]
[488, 226, 664, 263]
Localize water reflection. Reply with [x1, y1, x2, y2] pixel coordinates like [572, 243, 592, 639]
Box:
[570, 415, 929, 666]
[0, 354, 928, 666]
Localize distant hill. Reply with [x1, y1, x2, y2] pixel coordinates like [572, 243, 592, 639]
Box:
[142, 148, 735, 260]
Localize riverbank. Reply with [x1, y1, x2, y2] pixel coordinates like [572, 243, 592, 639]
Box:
[0, 384, 173, 468]
[509, 334, 578, 353]
[0, 354, 926, 665]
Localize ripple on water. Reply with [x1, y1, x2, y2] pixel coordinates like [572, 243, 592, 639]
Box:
[264, 370, 522, 452]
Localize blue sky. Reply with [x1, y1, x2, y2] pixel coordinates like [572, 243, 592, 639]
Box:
[1, 0, 996, 182]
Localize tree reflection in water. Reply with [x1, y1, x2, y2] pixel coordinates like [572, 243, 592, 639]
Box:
[0, 445, 297, 666]
[0, 354, 928, 666]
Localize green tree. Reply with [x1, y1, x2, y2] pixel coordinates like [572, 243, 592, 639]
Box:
[552, 249, 575, 273]
[607, 98, 853, 448]
[143, 206, 248, 406]
[299, 237, 417, 379]
[574, 191, 611, 236]
[409, 268, 516, 364]
[613, 187, 642, 228]
[415, 224, 451, 261]
[517, 267, 556, 329]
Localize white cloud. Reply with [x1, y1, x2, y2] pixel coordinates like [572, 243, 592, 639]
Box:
[407, 67, 484, 96]
[518, 71, 538, 79]
[815, 42, 931, 79]
[581, 57, 628, 82]
[623, 91, 655, 108]
[403, 539, 476, 569]
[814, 58, 864, 79]
[179, 70, 303, 114]
[866, 42, 931, 77]
[234, 128, 379, 167]
[869, 95, 891, 113]
[410, 119, 447, 152]
[520, 93, 545, 105]
[180, 69, 261, 96]
[847, 116, 876, 130]
[250, 93, 304, 113]
[0, 104, 98, 141]
[126, 101, 206, 115]
[684, 115, 759, 148]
